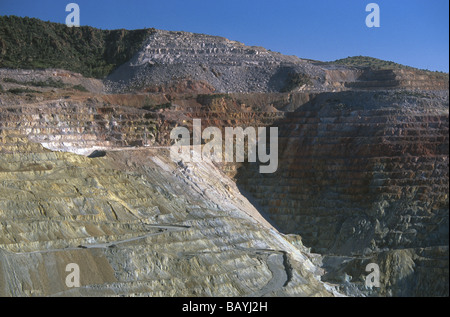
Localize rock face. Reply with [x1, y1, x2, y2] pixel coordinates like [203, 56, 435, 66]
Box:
[105, 30, 328, 93]
[0, 134, 335, 297]
[0, 23, 449, 297]
[231, 90, 449, 296]
[105, 30, 448, 94]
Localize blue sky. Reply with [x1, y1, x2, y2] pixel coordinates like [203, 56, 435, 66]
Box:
[1, 0, 449, 72]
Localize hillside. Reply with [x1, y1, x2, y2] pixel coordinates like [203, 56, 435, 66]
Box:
[0, 16, 448, 297]
[0, 16, 155, 78]
[329, 56, 448, 78]
[331, 56, 417, 70]
[1, 16, 448, 92]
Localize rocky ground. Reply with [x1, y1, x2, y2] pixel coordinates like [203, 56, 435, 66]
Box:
[0, 134, 337, 296]
[0, 28, 448, 297]
[104, 30, 448, 94]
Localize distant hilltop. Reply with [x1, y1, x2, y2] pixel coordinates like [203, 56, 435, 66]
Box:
[326, 56, 447, 73]
[0, 15, 448, 93]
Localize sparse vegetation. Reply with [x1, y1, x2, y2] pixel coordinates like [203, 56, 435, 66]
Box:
[72, 84, 88, 92]
[3, 77, 67, 88]
[330, 56, 415, 70]
[327, 56, 449, 81]
[329, 56, 449, 80]
[196, 94, 232, 104]
[281, 72, 311, 92]
[393, 90, 430, 100]
[31, 78, 67, 88]
[142, 102, 172, 111]
[7, 87, 41, 94]
[0, 15, 156, 78]
[2, 78, 21, 84]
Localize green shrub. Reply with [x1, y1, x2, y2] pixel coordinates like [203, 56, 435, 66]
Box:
[8, 87, 41, 94]
[330, 56, 414, 70]
[3, 78, 21, 84]
[72, 84, 88, 92]
[281, 72, 311, 92]
[31, 78, 67, 88]
[0, 15, 156, 78]
[3, 77, 67, 88]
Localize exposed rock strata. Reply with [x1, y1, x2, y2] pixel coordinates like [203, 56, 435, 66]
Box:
[230, 91, 449, 296]
[0, 28, 448, 297]
[0, 134, 336, 297]
[105, 30, 448, 94]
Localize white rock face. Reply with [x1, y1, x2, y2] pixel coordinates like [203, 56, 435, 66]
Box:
[106, 30, 328, 93]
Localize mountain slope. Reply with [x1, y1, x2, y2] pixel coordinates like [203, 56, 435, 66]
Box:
[0, 16, 448, 297]
[0, 16, 155, 78]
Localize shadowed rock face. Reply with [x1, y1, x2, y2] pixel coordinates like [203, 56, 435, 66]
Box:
[231, 91, 449, 296]
[0, 23, 449, 297]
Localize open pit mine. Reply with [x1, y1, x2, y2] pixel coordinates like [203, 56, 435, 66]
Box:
[0, 17, 448, 297]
